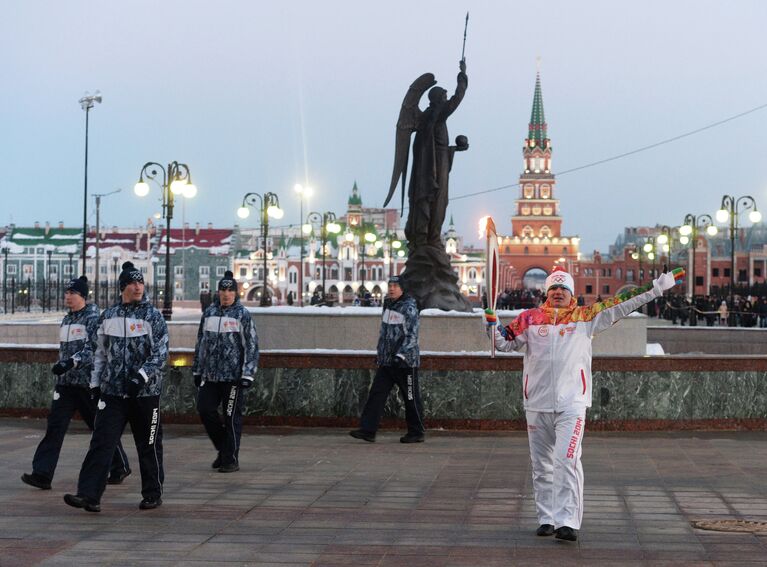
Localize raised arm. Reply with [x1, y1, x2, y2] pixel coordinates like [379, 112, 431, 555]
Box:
[445, 60, 468, 116]
[588, 269, 684, 334]
[484, 308, 529, 352]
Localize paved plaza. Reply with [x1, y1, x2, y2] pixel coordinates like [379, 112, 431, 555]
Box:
[1, 419, 766, 566]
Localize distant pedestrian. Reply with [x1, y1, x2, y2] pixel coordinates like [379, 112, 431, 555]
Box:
[64, 262, 168, 513]
[350, 275, 424, 443]
[718, 301, 728, 326]
[192, 271, 259, 472]
[21, 276, 130, 491]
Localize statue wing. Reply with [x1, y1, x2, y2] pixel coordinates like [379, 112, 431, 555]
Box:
[383, 73, 437, 208]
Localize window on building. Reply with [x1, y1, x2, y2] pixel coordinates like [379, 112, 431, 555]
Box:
[543, 247, 549, 255]
[289, 268, 297, 284]
[712, 268, 719, 277]
[216, 266, 227, 277]
[524, 247, 529, 255]
[199, 266, 210, 277]
[602, 285, 610, 294]
[239, 266, 248, 278]
[85, 265, 93, 274]
[7, 264, 17, 275]
[755, 268, 762, 277]
[23, 264, 33, 276]
[157, 266, 166, 276]
[140, 266, 147, 274]
[99, 265, 108, 275]
[174, 266, 184, 277]
[522, 226, 533, 238]
[49, 265, 58, 276]
[738, 269, 747, 282]
[63, 264, 73, 276]
[585, 284, 593, 294]
[626, 270, 634, 282]
[175, 281, 183, 290]
[200, 281, 210, 291]
[540, 226, 551, 238]
[695, 276, 704, 287]
[723, 268, 731, 278]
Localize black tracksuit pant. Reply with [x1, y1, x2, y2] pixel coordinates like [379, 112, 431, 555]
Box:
[77, 395, 163, 503]
[359, 366, 425, 436]
[197, 381, 245, 466]
[32, 385, 130, 482]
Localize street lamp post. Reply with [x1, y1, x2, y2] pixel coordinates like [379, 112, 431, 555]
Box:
[679, 214, 717, 298]
[92, 189, 121, 306]
[304, 211, 340, 300]
[78, 91, 102, 275]
[716, 195, 761, 296]
[2, 246, 8, 313]
[294, 184, 313, 307]
[238, 192, 284, 306]
[385, 233, 402, 280]
[630, 245, 644, 285]
[643, 238, 657, 280]
[134, 161, 196, 321]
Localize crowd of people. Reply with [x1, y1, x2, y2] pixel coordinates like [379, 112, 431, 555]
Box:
[642, 293, 767, 327]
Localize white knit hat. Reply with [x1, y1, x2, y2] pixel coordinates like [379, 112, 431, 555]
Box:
[545, 267, 574, 294]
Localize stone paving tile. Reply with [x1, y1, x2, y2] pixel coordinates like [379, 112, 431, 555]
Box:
[2, 421, 767, 565]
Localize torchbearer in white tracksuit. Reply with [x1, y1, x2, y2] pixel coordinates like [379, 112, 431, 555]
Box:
[484, 266, 685, 542]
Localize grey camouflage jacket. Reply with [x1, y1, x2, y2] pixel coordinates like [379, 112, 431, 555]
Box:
[376, 294, 420, 368]
[56, 303, 100, 388]
[89, 297, 169, 397]
[192, 296, 259, 382]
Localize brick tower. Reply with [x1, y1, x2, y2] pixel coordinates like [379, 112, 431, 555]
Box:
[499, 72, 580, 290]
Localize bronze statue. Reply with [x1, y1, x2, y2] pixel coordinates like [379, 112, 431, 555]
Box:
[384, 60, 472, 312]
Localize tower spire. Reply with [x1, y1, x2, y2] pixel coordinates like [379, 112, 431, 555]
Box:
[528, 72, 548, 148]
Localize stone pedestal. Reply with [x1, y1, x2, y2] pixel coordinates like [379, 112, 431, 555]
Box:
[402, 244, 472, 312]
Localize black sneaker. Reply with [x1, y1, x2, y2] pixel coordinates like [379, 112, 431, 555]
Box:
[218, 463, 240, 473]
[349, 430, 375, 443]
[536, 524, 555, 536]
[21, 473, 51, 490]
[106, 469, 132, 485]
[211, 455, 221, 469]
[64, 493, 101, 513]
[400, 434, 425, 444]
[139, 497, 162, 510]
[554, 526, 577, 541]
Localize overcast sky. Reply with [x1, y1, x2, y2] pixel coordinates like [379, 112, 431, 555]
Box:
[2, 0, 767, 254]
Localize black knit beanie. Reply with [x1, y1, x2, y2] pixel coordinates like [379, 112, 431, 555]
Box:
[218, 270, 238, 292]
[118, 261, 144, 290]
[65, 275, 89, 299]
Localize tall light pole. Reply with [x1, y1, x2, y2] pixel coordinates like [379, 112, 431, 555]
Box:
[294, 184, 313, 306]
[2, 245, 9, 314]
[643, 237, 657, 280]
[134, 161, 196, 320]
[238, 192, 284, 306]
[679, 214, 717, 298]
[716, 195, 761, 296]
[79, 91, 102, 275]
[92, 189, 121, 305]
[304, 211, 340, 299]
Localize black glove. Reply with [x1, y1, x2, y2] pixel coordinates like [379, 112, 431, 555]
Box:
[393, 356, 410, 369]
[89, 386, 101, 402]
[239, 376, 254, 389]
[125, 373, 145, 398]
[193, 374, 202, 388]
[52, 358, 75, 376]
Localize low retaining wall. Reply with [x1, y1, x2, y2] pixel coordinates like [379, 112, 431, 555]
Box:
[648, 326, 767, 355]
[0, 307, 648, 355]
[2, 347, 766, 430]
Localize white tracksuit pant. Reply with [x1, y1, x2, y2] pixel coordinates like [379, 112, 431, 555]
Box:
[526, 407, 586, 529]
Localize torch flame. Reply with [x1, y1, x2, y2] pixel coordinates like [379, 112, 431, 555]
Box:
[478, 216, 490, 238]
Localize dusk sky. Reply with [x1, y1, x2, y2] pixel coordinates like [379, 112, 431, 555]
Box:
[3, 0, 767, 254]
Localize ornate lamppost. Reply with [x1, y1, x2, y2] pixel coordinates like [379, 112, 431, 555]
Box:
[237, 192, 283, 306]
[78, 91, 102, 274]
[134, 161, 197, 320]
[294, 184, 313, 306]
[304, 212, 340, 300]
[716, 195, 761, 296]
[679, 214, 717, 298]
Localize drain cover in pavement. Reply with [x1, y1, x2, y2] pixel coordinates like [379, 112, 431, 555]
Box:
[691, 519, 767, 533]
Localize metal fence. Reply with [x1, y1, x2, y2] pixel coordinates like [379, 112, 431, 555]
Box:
[0, 278, 161, 315]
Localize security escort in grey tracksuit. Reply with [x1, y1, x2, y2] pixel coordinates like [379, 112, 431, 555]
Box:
[192, 271, 259, 472]
[350, 275, 424, 443]
[64, 262, 168, 513]
[21, 276, 130, 490]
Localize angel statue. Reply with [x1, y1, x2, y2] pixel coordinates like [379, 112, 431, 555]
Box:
[383, 60, 472, 312]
